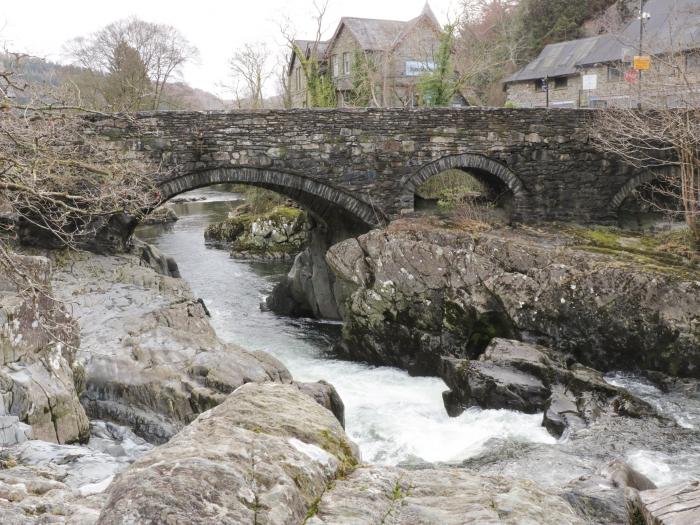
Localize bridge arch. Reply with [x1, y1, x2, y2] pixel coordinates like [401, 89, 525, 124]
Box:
[404, 153, 526, 196]
[608, 167, 675, 211]
[157, 167, 385, 229]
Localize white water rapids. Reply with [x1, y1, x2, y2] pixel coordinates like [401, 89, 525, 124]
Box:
[136, 188, 556, 465]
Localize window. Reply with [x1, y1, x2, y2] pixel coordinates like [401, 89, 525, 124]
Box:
[332, 55, 339, 77]
[607, 65, 623, 82]
[686, 52, 700, 71]
[405, 60, 435, 77]
[554, 77, 568, 90]
[343, 52, 350, 75]
[533, 78, 548, 92]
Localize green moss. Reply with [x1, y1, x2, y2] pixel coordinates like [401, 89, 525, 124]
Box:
[320, 429, 358, 479]
[566, 225, 700, 280]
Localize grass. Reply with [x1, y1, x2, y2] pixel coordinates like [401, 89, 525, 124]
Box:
[416, 169, 484, 201]
[565, 225, 700, 280]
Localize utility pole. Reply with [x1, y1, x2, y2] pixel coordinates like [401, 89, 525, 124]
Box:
[637, 0, 650, 109]
[638, 0, 644, 108]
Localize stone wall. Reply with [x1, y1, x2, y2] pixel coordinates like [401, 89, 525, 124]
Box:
[507, 63, 700, 108]
[84, 107, 646, 227]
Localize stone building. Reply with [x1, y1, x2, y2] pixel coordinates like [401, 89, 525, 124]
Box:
[287, 3, 465, 108]
[505, 0, 700, 108]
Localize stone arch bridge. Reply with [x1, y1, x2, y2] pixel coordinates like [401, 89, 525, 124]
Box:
[86, 108, 647, 231]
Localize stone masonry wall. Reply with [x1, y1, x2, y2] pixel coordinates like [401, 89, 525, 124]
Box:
[84, 107, 644, 226]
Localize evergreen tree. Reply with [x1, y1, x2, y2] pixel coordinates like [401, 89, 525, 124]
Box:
[418, 25, 461, 107]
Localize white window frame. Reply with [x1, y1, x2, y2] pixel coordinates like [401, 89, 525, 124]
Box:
[343, 52, 350, 75]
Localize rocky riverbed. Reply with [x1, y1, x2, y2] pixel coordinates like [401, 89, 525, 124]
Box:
[2, 199, 699, 524]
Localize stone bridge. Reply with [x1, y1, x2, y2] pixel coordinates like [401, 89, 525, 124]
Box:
[85, 108, 649, 231]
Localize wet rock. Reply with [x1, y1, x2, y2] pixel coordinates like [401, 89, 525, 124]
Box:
[130, 237, 180, 277]
[625, 480, 700, 525]
[295, 380, 346, 428]
[267, 216, 343, 319]
[542, 386, 586, 436]
[309, 465, 586, 524]
[51, 249, 292, 444]
[438, 338, 661, 436]
[603, 459, 657, 491]
[440, 357, 549, 415]
[140, 206, 178, 225]
[0, 254, 90, 445]
[97, 383, 359, 525]
[327, 222, 700, 378]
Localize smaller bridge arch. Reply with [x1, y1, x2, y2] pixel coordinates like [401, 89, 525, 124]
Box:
[157, 167, 385, 229]
[608, 166, 675, 211]
[404, 153, 526, 195]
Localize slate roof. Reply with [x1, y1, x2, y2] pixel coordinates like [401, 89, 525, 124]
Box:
[507, 0, 700, 83]
[288, 39, 330, 74]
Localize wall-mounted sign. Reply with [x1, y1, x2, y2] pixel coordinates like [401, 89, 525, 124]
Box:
[633, 56, 651, 70]
[582, 74, 598, 90]
[625, 69, 639, 84]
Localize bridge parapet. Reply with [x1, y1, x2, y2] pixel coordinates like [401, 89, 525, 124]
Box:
[84, 107, 645, 226]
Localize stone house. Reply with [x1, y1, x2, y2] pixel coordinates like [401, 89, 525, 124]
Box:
[505, 0, 700, 108]
[288, 3, 466, 108]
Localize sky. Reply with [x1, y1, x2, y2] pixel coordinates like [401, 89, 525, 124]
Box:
[0, 0, 458, 98]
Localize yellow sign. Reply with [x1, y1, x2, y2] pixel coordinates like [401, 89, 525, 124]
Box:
[633, 56, 651, 71]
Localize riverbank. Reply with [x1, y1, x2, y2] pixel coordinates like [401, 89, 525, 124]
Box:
[2, 194, 699, 523]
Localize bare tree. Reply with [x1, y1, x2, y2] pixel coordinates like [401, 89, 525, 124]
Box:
[453, 0, 526, 105]
[65, 17, 198, 111]
[592, 5, 700, 246]
[228, 43, 271, 109]
[1, 52, 160, 332]
[281, 0, 336, 107]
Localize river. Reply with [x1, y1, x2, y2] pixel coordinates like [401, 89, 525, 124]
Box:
[135, 187, 700, 487]
[136, 187, 556, 465]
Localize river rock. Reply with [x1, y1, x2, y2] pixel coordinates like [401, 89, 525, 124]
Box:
[205, 205, 307, 260]
[0, 421, 153, 524]
[96, 382, 359, 524]
[140, 206, 178, 225]
[439, 338, 661, 435]
[295, 380, 346, 428]
[625, 480, 700, 524]
[327, 222, 700, 378]
[308, 465, 586, 524]
[50, 249, 293, 444]
[0, 254, 90, 445]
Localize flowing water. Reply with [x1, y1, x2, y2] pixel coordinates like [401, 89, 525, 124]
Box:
[136, 187, 556, 465]
[135, 187, 700, 486]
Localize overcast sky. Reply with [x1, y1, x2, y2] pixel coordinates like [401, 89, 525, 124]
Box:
[1, 0, 457, 98]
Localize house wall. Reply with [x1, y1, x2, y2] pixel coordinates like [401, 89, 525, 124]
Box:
[295, 14, 445, 108]
[386, 16, 442, 107]
[289, 61, 309, 108]
[507, 59, 700, 108]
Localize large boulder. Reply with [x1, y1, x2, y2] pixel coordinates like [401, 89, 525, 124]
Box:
[307, 465, 586, 525]
[625, 480, 700, 525]
[439, 338, 663, 436]
[327, 222, 700, 378]
[96, 382, 359, 525]
[0, 254, 89, 445]
[51, 249, 292, 444]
